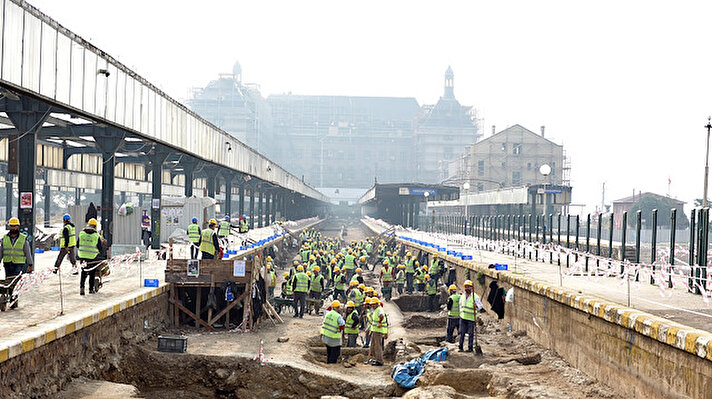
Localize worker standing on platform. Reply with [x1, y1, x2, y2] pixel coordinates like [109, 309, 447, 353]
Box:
[430, 253, 443, 286]
[187, 217, 201, 260]
[414, 264, 426, 292]
[310, 266, 325, 315]
[321, 300, 345, 364]
[350, 267, 364, 286]
[292, 265, 309, 318]
[218, 216, 232, 239]
[77, 218, 102, 295]
[446, 285, 460, 343]
[405, 252, 415, 293]
[53, 214, 77, 275]
[281, 271, 293, 298]
[395, 264, 405, 295]
[343, 249, 356, 280]
[459, 280, 483, 352]
[1, 218, 33, 308]
[198, 219, 221, 259]
[380, 260, 395, 301]
[239, 215, 249, 233]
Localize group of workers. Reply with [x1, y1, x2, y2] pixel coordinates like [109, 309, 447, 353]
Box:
[186, 215, 250, 260]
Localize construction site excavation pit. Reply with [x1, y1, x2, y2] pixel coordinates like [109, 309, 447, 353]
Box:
[54, 217, 624, 399]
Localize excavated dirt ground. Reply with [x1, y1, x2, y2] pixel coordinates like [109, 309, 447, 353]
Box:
[57, 218, 624, 399]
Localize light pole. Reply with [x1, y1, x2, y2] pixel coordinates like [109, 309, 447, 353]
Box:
[540, 164, 551, 240]
[463, 182, 470, 234]
[704, 117, 711, 208]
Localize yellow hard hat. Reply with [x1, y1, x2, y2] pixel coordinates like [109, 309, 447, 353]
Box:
[349, 280, 358, 286]
[297, 265, 304, 272]
[313, 266, 321, 272]
[209, 218, 218, 225]
[360, 256, 366, 262]
[387, 251, 392, 255]
[306, 271, 312, 277]
[415, 261, 420, 266]
[331, 300, 341, 308]
[449, 284, 457, 291]
[355, 268, 362, 273]
[422, 265, 428, 271]
[464, 280, 474, 287]
[433, 253, 438, 258]
[424, 274, 431, 279]
[8, 218, 19, 226]
[333, 267, 340, 272]
[346, 301, 356, 308]
[283, 272, 289, 278]
[293, 260, 299, 265]
[406, 252, 412, 256]
[398, 264, 405, 269]
[88, 218, 98, 227]
[330, 259, 337, 264]
[383, 260, 389, 265]
[310, 256, 316, 261]
[266, 256, 272, 261]
[358, 283, 365, 290]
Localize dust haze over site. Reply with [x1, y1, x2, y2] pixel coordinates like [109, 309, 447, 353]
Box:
[29, 0, 712, 212]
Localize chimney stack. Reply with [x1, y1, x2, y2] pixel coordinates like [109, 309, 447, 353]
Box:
[541, 125, 545, 137]
[492, 125, 496, 136]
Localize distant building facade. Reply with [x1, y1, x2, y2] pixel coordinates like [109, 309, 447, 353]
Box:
[446, 124, 568, 192]
[188, 63, 479, 189]
[187, 62, 274, 157]
[611, 192, 685, 229]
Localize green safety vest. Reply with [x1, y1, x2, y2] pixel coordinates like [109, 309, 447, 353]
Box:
[366, 243, 372, 254]
[199, 229, 217, 255]
[382, 266, 394, 283]
[344, 254, 356, 269]
[430, 259, 441, 274]
[349, 289, 364, 307]
[294, 272, 309, 293]
[187, 224, 201, 244]
[334, 274, 346, 290]
[310, 274, 324, 293]
[405, 258, 415, 273]
[321, 309, 342, 339]
[449, 294, 461, 318]
[60, 224, 76, 248]
[344, 310, 360, 334]
[414, 270, 424, 284]
[2, 233, 26, 264]
[300, 250, 309, 262]
[426, 280, 437, 295]
[350, 274, 361, 283]
[395, 270, 405, 284]
[459, 293, 476, 321]
[370, 306, 388, 334]
[218, 221, 230, 237]
[239, 219, 249, 233]
[283, 275, 294, 296]
[269, 270, 277, 287]
[78, 230, 100, 260]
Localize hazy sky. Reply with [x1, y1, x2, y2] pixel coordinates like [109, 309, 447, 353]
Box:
[27, 0, 712, 214]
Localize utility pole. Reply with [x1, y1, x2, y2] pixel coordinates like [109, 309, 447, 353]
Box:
[601, 182, 605, 212]
[704, 117, 711, 208]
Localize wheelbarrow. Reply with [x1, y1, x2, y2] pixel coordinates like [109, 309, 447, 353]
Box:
[0, 273, 23, 311]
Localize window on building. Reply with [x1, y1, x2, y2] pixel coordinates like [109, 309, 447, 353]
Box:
[513, 143, 522, 155]
[501, 143, 507, 152]
[477, 183, 484, 192]
[512, 171, 522, 185]
[477, 160, 484, 176]
[501, 161, 506, 168]
[527, 162, 532, 170]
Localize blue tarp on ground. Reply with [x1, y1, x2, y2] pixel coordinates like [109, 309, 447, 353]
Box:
[391, 347, 449, 389]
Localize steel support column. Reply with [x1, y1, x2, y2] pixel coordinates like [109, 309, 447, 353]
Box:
[222, 172, 235, 218]
[249, 184, 255, 228]
[95, 130, 125, 247]
[5, 98, 51, 253]
[42, 171, 50, 228]
[238, 182, 245, 216]
[258, 185, 264, 228]
[181, 159, 199, 198]
[149, 146, 170, 249]
[6, 178, 13, 221]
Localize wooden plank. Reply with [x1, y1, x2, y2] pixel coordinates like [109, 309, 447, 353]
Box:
[207, 289, 249, 325]
[169, 297, 216, 332]
[195, 287, 202, 328]
[264, 300, 284, 323]
[207, 276, 214, 324]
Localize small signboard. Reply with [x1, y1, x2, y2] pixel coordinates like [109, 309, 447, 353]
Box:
[20, 192, 32, 209]
[187, 259, 200, 277]
[233, 260, 246, 277]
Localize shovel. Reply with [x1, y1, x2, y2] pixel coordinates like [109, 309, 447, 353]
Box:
[474, 320, 484, 356]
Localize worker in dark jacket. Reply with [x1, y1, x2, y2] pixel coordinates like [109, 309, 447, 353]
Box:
[198, 219, 222, 259]
[54, 214, 78, 275]
[0, 218, 34, 308]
